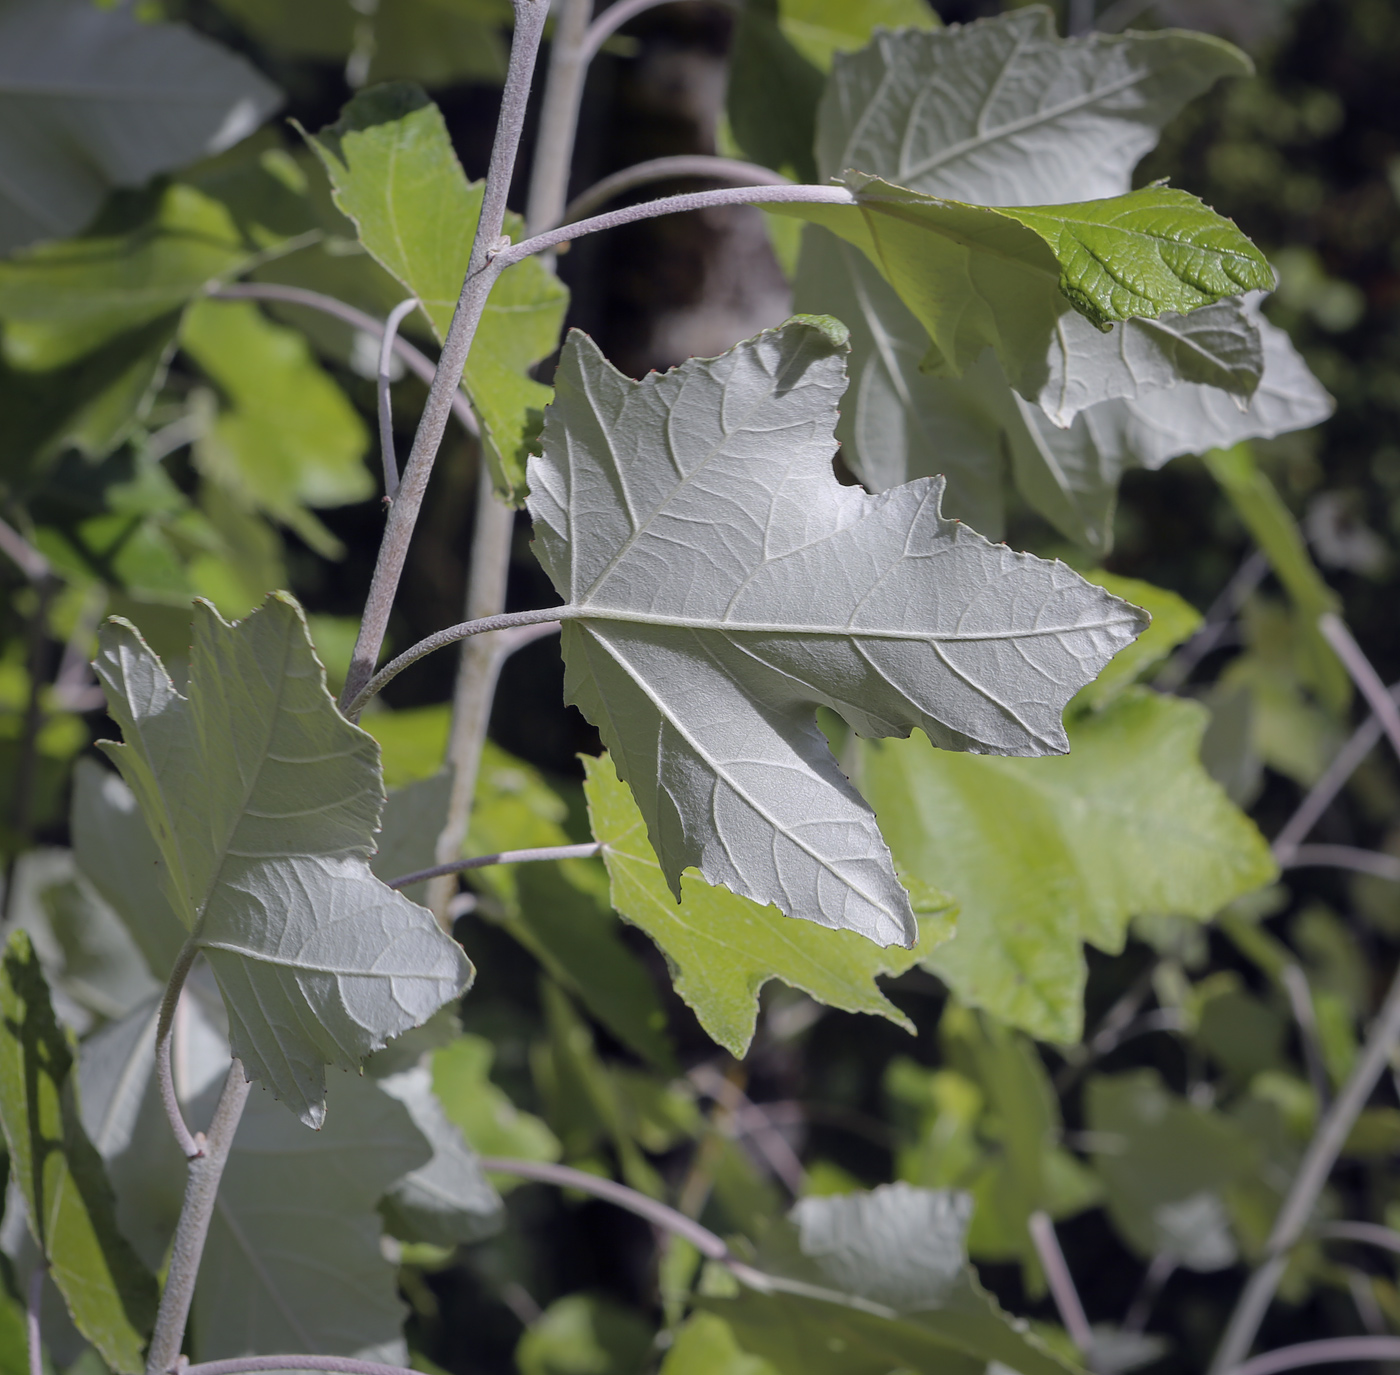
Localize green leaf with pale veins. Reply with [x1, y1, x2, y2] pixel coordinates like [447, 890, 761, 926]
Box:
[583, 753, 952, 1058]
[0, 933, 158, 1374]
[93, 593, 472, 1126]
[304, 83, 569, 500]
[529, 319, 1145, 947]
[859, 689, 1277, 1042]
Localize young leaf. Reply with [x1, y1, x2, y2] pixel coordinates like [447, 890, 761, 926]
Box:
[0, 0, 280, 253]
[659, 1313, 775, 1375]
[180, 298, 373, 557]
[583, 753, 952, 1057]
[528, 319, 1145, 947]
[431, 1034, 561, 1172]
[0, 933, 158, 1375]
[304, 83, 569, 499]
[93, 593, 472, 1126]
[860, 690, 1277, 1041]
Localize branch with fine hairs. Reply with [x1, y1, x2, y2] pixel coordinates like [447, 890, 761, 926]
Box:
[344, 605, 566, 718]
[1208, 959, 1400, 1375]
[1283, 845, 1400, 883]
[386, 841, 600, 891]
[207, 284, 477, 438]
[1027, 1211, 1095, 1357]
[26, 1266, 42, 1375]
[580, 0, 739, 63]
[1273, 678, 1400, 863]
[376, 298, 420, 499]
[562, 155, 790, 224]
[1227, 1337, 1400, 1375]
[494, 183, 856, 270]
[155, 939, 202, 1161]
[338, 0, 549, 715]
[145, 1061, 253, 1375]
[1319, 1220, 1400, 1255]
[1319, 613, 1400, 769]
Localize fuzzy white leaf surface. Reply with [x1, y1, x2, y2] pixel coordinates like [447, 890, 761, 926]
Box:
[0, 0, 281, 252]
[527, 320, 1145, 948]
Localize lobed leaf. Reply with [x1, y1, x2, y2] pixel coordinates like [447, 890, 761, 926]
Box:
[305, 83, 569, 499]
[583, 752, 952, 1057]
[0, 933, 157, 1374]
[528, 319, 1145, 946]
[93, 593, 472, 1126]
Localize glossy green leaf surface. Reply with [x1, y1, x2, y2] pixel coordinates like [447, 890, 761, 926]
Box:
[529, 319, 1144, 947]
[305, 84, 569, 498]
[0, 0, 280, 253]
[584, 753, 950, 1057]
[0, 933, 157, 1374]
[94, 594, 472, 1125]
[860, 690, 1277, 1041]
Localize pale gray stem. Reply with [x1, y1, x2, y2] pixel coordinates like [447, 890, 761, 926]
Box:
[1281, 963, 1330, 1109]
[181, 1360, 414, 1375]
[1155, 550, 1269, 692]
[689, 1064, 806, 1195]
[493, 183, 856, 269]
[1123, 1252, 1176, 1335]
[1319, 614, 1400, 768]
[339, 0, 549, 714]
[1209, 962, 1400, 1375]
[1283, 846, 1400, 883]
[343, 605, 569, 718]
[208, 284, 478, 438]
[387, 841, 601, 891]
[1067, 0, 1097, 34]
[27, 1266, 42, 1375]
[145, 1061, 252, 1375]
[1028, 1211, 1094, 1356]
[580, 0, 738, 63]
[1319, 1221, 1400, 1255]
[0, 515, 53, 584]
[524, 0, 593, 237]
[1273, 680, 1400, 861]
[562, 155, 790, 223]
[1228, 1337, 1400, 1375]
[377, 298, 420, 499]
[155, 939, 202, 1162]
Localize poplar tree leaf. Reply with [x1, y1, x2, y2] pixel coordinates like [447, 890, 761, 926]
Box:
[369, 772, 453, 899]
[0, 933, 158, 1375]
[180, 298, 373, 557]
[725, 0, 824, 182]
[659, 1314, 775, 1375]
[516, 1295, 654, 1375]
[860, 689, 1277, 1041]
[0, 0, 280, 254]
[702, 1184, 1077, 1375]
[432, 1034, 562, 1171]
[1075, 574, 1202, 709]
[528, 319, 1145, 947]
[583, 753, 952, 1057]
[93, 593, 473, 1126]
[778, 0, 939, 71]
[305, 84, 569, 499]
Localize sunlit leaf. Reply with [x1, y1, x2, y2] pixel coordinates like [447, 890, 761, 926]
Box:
[94, 593, 472, 1126]
[659, 1313, 776, 1375]
[1074, 573, 1202, 709]
[529, 318, 1144, 946]
[516, 1294, 654, 1375]
[432, 1033, 561, 1173]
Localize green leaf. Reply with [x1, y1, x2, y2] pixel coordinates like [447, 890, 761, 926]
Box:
[659, 1313, 776, 1375]
[359, 703, 451, 788]
[778, 0, 938, 70]
[304, 84, 569, 499]
[431, 1033, 561, 1172]
[0, 0, 280, 253]
[0, 932, 157, 1374]
[1086, 1069, 1258, 1271]
[702, 1184, 1078, 1375]
[860, 689, 1277, 1041]
[515, 1294, 653, 1375]
[529, 319, 1144, 946]
[583, 753, 951, 1058]
[1074, 573, 1202, 710]
[93, 593, 472, 1125]
[180, 297, 373, 557]
[0, 186, 251, 371]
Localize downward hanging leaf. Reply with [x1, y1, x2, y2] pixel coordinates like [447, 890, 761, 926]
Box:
[0, 933, 158, 1375]
[94, 593, 472, 1126]
[859, 689, 1277, 1041]
[527, 319, 1145, 947]
[583, 753, 952, 1057]
[305, 83, 569, 499]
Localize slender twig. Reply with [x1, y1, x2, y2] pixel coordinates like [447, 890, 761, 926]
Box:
[1028, 1211, 1094, 1356]
[689, 1064, 806, 1195]
[1209, 961, 1400, 1375]
[386, 841, 601, 891]
[1123, 1253, 1176, 1335]
[1283, 846, 1400, 883]
[344, 606, 567, 718]
[1281, 964, 1331, 1109]
[1154, 549, 1269, 692]
[525, 0, 594, 238]
[1228, 1337, 1400, 1375]
[1319, 615, 1400, 769]
[580, 0, 739, 63]
[154, 939, 202, 1161]
[182, 1362, 409, 1375]
[562, 155, 790, 224]
[207, 284, 477, 438]
[26, 1267, 42, 1375]
[1318, 1221, 1400, 1255]
[0, 515, 53, 584]
[376, 298, 420, 500]
[493, 184, 856, 269]
[1273, 680, 1400, 863]
[145, 1061, 253, 1375]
